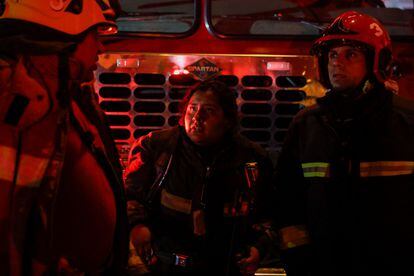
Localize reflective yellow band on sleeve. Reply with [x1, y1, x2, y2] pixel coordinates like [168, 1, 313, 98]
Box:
[279, 225, 310, 250]
[0, 145, 48, 187]
[0, 145, 16, 182]
[161, 189, 192, 214]
[360, 161, 414, 177]
[16, 154, 49, 188]
[301, 162, 330, 178]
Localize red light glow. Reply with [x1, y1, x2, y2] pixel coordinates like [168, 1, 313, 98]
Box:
[173, 69, 190, 75]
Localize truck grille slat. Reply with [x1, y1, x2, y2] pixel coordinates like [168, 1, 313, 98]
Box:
[95, 54, 322, 153]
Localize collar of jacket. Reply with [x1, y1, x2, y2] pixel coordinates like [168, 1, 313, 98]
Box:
[316, 82, 392, 125]
[179, 126, 234, 165]
[0, 35, 76, 56]
[27, 55, 84, 83]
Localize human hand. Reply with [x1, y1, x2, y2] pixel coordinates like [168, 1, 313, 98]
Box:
[130, 224, 157, 265]
[238, 246, 260, 276]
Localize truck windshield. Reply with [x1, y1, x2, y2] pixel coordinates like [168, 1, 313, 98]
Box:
[117, 0, 196, 34]
[209, 0, 414, 38]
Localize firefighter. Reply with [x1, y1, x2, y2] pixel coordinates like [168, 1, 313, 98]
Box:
[125, 80, 274, 276]
[275, 11, 414, 276]
[0, 0, 127, 274]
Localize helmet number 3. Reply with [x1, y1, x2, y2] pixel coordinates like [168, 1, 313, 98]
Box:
[370, 23, 383, 37]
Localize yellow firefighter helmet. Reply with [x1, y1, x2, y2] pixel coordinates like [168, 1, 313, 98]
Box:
[0, 0, 119, 35]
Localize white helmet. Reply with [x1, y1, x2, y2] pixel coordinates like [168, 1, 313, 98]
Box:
[0, 0, 119, 36]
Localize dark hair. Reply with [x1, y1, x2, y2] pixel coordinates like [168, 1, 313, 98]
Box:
[179, 79, 239, 132]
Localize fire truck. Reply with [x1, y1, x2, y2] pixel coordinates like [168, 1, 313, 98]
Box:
[95, 0, 413, 273]
[96, 0, 414, 165]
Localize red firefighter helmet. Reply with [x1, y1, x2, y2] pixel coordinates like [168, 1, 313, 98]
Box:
[0, 0, 120, 36]
[311, 11, 392, 86]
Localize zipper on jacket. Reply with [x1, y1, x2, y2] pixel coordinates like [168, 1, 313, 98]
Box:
[200, 166, 211, 210]
[319, 114, 355, 177]
[197, 146, 229, 210]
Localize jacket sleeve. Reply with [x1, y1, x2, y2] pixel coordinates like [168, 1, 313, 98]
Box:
[251, 152, 276, 258]
[274, 116, 312, 275]
[124, 134, 156, 228]
[255, 153, 275, 222]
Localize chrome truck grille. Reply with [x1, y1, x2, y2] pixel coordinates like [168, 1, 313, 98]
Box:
[94, 53, 323, 165]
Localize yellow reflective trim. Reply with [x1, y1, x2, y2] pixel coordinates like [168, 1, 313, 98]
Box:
[360, 161, 414, 168]
[303, 171, 326, 178]
[302, 162, 330, 177]
[360, 161, 414, 177]
[161, 189, 192, 214]
[279, 225, 310, 250]
[361, 170, 413, 177]
[301, 162, 329, 169]
[0, 145, 49, 187]
[16, 154, 49, 187]
[0, 145, 17, 182]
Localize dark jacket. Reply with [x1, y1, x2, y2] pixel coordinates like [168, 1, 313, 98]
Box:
[125, 126, 274, 275]
[275, 85, 414, 276]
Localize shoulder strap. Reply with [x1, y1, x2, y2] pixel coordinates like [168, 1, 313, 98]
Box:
[145, 152, 174, 209]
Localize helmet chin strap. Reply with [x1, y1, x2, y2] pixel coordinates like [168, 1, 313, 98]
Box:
[67, 56, 85, 82]
[58, 53, 93, 109]
[57, 53, 71, 108]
